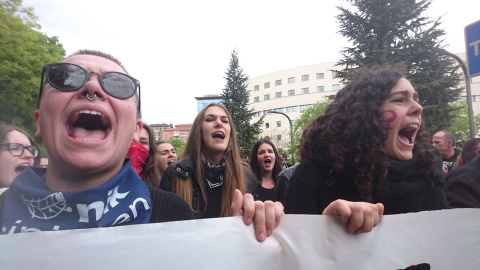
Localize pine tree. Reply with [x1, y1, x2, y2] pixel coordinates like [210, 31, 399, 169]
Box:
[336, 0, 463, 135]
[221, 49, 262, 157]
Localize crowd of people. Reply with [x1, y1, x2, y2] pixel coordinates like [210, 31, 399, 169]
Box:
[0, 50, 478, 243]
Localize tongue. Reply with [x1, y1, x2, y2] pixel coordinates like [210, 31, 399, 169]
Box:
[71, 127, 106, 140]
[398, 134, 411, 145]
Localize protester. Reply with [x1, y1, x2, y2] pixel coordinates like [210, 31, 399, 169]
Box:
[456, 138, 480, 167]
[445, 154, 480, 208]
[138, 124, 162, 186]
[284, 65, 447, 219]
[155, 141, 177, 182]
[279, 152, 292, 169]
[273, 163, 298, 204]
[0, 125, 39, 192]
[0, 50, 281, 242]
[432, 130, 461, 174]
[249, 139, 282, 201]
[39, 154, 49, 168]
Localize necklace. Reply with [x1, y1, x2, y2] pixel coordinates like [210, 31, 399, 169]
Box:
[263, 175, 272, 181]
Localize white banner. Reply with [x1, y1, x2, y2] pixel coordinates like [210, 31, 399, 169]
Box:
[0, 209, 479, 270]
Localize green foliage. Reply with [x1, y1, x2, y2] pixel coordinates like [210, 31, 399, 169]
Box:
[0, 0, 66, 138]
[448, 101, 480, 149]
[221, 49, 263, 157]
[289, 100, 331, 160]
[335, 0, 463, 135]
[166, 139, 186, 156]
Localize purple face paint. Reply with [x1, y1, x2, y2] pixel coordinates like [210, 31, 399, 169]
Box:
[382, 110, 397, 134]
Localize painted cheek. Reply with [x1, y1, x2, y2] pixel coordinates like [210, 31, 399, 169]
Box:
[382, 110, 397, 134]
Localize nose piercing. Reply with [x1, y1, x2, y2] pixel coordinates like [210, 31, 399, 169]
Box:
[86, 93, 96, 101]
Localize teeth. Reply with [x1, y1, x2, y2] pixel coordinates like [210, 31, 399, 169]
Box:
[76, 110, 103, 116]
[75, 137, 100, 141]
[406, 124, 419, 129]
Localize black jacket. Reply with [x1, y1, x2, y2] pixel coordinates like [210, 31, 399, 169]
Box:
[160, 155, 256, 218]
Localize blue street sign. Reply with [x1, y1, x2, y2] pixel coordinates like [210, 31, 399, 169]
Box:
[465, 20, 480, 77]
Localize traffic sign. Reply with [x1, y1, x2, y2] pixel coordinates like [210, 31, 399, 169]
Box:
[465, 20, 480, 77]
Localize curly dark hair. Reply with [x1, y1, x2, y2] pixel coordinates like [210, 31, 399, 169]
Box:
[299, 65, 432, 202]
[249, 139, 283, 186]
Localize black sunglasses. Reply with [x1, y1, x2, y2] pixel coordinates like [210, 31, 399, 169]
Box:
[1, 143, 39, 158]
[39, 63, 141, 113]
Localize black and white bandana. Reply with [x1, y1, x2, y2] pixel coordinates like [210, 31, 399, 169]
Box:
[201, 153, 226, 189]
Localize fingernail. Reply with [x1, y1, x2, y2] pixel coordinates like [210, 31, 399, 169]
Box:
[267, 229, 272, 236]
[258, 232, 266, 241]
[246, 217, 252, 224]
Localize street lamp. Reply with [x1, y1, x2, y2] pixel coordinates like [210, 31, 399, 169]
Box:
[441, 49, 475, 138]
[268, 110, 295, 165]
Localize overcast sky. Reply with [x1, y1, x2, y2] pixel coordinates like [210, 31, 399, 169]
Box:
[22, 0, 478, 125]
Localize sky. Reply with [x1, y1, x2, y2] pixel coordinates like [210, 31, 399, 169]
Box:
[22, 0, 478, 125]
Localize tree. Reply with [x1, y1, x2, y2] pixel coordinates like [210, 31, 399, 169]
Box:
[449, 101, 480, 149]
[336, 0, 463, 135]
[290, 100, 331, 161]
[221, 49, 263, 157]
[0, 0, 66, 136]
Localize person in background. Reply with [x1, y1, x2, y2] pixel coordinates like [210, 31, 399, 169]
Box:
[138, 124, 162, 186]
[0, 125, 40, 193]
[456, 138, 480, 167]
[249, 139, 282, 201]
[155, 141, 177, 182]
[284, 65, 447, 231]
[279, 152, 292, 169]
[432, 130, 461, 174]
[39, 154, 49, 168]
[445, 138, 480, 208]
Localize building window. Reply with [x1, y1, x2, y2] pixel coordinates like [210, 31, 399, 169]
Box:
[277, 121, 281, 127]
[254, 96, 259, 103]
[288, 89, 295, 96]
[292, 106, 297, 112]
[275, 79, 282, 86]
[332, 71, 338, 79]
[280, 108, 284, 113]
[307, 104, 312, 109]
[181, 131, 185, 134]
[317, 86, 324, 92]
[288, 77, 295, 84]
[302, 87, 309, 94]
[332, 84, 340, 91]
[317, 73, 324, 79]
[264, 110, 268, 116]
[181, 137, 184, 140]
[265, 123, 270, 129]
[275, 92, 282, 98]
[300, 105, 306, 111]
[254, 85, 259, 91]
[290, 120, 294, 126]
[277, 135, 281, 141]
[264, 82, 270, 89]
[286, 107, 291, 112]
[302, 75, 309, 81]
[264, 94, 270, 100]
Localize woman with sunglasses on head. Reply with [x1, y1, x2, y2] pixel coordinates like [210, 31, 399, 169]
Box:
[284, 66, 448, 222]
[249, 139, 282, 202]
[0, 125, 40, 193]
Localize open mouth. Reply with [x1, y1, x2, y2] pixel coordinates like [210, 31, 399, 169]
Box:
[212, 131, 225, 140]
[264, 158, 272, 167]
[15, 163, 30, 173]
[398, 124, 419, 145]
[167, 159, 176, 165]
[68, 110, 111, 141]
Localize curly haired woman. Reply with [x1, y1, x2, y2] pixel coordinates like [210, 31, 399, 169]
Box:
[284, 65, 448, 215]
